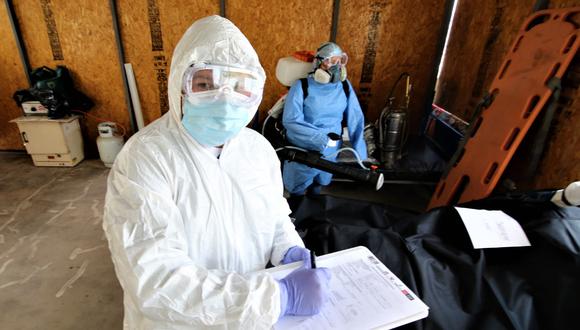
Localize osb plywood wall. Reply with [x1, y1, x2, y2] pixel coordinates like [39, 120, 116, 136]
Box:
[0, 0, 450, 152]
[228, 0, 333, 119]
[338, 0, 449, 132]
[435, 0, 580, 189]
[117, 0, 219, 124]
[0, 1, 28, 150]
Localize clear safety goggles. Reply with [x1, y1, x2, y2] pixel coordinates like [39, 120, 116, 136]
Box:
[317, 53, 348, 67]
[182, 64, 263, 106]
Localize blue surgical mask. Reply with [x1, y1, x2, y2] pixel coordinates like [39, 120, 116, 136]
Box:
[181, 99, 250, 146]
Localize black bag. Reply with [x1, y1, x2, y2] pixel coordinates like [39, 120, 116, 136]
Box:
[13, 66, 94, 119]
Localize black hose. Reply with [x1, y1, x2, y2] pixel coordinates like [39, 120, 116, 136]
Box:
[278, 148, 384, 190]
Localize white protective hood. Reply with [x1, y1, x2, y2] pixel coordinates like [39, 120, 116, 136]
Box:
[103, 15, 302, 329]
[168, 15, 266, 124]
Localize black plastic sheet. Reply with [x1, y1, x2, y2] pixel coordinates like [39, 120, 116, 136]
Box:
[291, 195, 580, 330]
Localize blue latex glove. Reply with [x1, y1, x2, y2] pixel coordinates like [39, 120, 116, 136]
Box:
[281, 246, 311, 265]
[277, 260, 332, 317]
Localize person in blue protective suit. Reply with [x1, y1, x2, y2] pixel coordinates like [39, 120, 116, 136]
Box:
[282, 42, 367, 195]
[103, 16, 330, 329]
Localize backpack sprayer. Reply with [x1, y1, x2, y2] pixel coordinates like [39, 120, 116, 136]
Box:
[365, 73, 412, 169]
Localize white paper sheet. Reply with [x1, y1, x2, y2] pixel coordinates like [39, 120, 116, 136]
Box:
[262, 247, 429, 330]
[455, 207, 531, 249]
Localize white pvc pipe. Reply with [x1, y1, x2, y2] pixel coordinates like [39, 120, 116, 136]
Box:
[124, 63, 145, 131]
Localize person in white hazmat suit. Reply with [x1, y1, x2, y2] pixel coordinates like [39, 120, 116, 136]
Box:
[103, 15, 331, 329]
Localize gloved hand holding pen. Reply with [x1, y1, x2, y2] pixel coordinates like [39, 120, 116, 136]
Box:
[277, 257, 331, 317]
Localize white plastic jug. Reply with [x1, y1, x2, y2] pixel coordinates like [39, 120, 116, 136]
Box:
[96, 122, 124, 168]
[275, 56, 313, 87]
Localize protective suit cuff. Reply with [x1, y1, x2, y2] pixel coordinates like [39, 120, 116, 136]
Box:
[314, 135, 330, 152]
[272, 242, 298, 266]
[282, 246, 298, 264]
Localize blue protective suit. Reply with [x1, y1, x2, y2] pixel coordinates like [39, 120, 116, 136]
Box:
[282, 76, 367, 194]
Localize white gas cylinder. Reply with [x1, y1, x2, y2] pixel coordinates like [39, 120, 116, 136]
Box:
[96, 122, 124, 168]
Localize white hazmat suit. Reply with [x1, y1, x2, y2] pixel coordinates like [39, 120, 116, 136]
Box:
[103, 15, 304, 329]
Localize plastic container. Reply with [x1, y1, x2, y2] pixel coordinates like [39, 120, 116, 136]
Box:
[275, 55, 313, 87]
[96, 122, 124, 168]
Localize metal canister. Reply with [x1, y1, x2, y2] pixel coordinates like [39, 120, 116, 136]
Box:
[381, 111, 407, 168]
[383, 111, 406, 151]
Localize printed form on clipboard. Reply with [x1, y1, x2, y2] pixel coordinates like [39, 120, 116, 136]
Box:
[262, 246, 429, 330]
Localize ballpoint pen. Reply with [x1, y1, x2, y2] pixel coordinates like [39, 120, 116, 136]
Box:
[310, 250, 317, 269]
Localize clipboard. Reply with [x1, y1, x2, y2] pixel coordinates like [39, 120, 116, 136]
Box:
[259, 246, 429, 330]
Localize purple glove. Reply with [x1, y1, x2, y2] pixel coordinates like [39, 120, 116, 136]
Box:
[277, 261, 332, 317]
[281, 246, 311, 265]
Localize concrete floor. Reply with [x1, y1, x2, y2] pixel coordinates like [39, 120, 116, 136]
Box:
[0, 151, 432, 329]
[0, 152, 123, 329]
